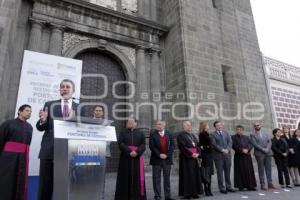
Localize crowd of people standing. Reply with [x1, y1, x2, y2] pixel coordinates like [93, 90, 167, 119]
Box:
[1, 79, 300, 200]
[114, 119, 300, 200]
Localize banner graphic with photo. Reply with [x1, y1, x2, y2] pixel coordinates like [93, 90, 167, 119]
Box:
[15, 50, 82, 175]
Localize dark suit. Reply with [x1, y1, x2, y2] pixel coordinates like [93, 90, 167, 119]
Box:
[211, 130, 233, 191]
[149, 130, 174, 200]
[36, 99, 78, 200]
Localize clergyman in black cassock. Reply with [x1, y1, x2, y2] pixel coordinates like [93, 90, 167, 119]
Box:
[232, 125, 257, 191]
[114, 118, 146, 200]
[177, 121, 202, 199]
[0, 104, 33, 200]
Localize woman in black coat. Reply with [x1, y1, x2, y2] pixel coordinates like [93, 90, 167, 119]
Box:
[291, 129, 300, 186]
[272, 128, 291, 188]
[282, 126, 300, 186]
[198, 121, 214, 196]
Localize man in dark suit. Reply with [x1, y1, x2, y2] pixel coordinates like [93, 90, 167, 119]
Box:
[211, 121, 235, 194]
[36, 79, 78, 200]
[250, 122, 276, 190]
[149, 120, 175, 200]
[93, 105, 112, 200]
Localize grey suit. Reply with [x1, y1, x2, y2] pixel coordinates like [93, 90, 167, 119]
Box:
[250, 132, 273, 185]
[211, 130, 233, 191]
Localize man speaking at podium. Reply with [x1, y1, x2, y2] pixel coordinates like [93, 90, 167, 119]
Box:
[36, 79, 78, 200]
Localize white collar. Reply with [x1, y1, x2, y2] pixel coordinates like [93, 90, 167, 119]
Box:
[158, 130, 165, 136]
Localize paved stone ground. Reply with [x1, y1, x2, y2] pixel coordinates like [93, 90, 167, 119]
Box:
[104, 170, 300, 200]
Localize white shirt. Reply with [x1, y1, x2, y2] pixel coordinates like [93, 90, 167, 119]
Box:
[61, 98, 72, 113]
[159, 130, 165, 137]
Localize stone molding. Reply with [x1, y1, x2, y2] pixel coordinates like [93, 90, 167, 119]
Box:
[63, 35, 136, 82]
[32, 0, 168, 46]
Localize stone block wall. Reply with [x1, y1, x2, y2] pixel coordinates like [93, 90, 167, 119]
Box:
[0, 0, 31, 122]
[160, 0, 273, 134]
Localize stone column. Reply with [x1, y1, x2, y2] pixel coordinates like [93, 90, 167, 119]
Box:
[49, 25, 64, 56]
[28, 20, 43, 51]
[116, 0, 122, 12]
[143, 0, 151, 20]
[150, 0, 157, 21]
[136, 46, 150, 129]
[150, 48, 161, 123]
[137, 0, 145, 17]
[41, 27, 51, 53]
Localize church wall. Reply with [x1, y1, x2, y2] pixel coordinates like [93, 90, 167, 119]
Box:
[0, 0, 32, 122]
[175, 0, 273, 134]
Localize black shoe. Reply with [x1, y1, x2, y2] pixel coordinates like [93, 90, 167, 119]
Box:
[192, 195, 199, 199]
[227, 188, 236, 192]
[183, 196, 191, 199]
[286, 185, 292, 188]
[238, 188, 244, 191]
[165, 198, 175, 200]
[248, 188, 257, 191]
[220, 189, 227, 194]
[207, 183, 213, 196]
[294, 184, 300, 187]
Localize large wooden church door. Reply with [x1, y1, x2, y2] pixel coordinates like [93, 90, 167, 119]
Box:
[75, 50, 126, 172]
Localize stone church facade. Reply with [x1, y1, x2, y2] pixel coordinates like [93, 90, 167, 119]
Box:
[0, 0, 273, 171]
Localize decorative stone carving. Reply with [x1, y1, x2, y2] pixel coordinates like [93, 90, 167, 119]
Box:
[62, 32, 91, 54]
[122, 0, 138, 15]
[264, 56, 300, 83]
[63, 32, 136, 70]
[87, 0, 117, 10]
[114, 44, 136, 69]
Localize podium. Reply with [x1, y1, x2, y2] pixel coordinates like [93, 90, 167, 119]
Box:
[53, 118, 116, 200]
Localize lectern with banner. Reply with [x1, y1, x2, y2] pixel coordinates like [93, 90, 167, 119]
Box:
[53, 118, 116, 200]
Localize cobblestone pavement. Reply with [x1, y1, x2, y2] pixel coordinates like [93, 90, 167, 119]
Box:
[104, 171, 300, 200]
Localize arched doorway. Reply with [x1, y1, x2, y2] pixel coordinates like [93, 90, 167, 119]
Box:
[75, 50, 126, 172]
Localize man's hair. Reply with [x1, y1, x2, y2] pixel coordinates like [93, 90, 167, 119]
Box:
[236, 125, 244, 130]
[18, 104, 31, 115]
[272, 128, 281, 136]
[213, 121, 221, 127]
[156, 120, 166, 126]
[128, 117, 137, 122]
[253, 122, 260, 127]
[60, 79, 75, 92]
[182, 120, 191, 126]
[94, 105, 104, 112]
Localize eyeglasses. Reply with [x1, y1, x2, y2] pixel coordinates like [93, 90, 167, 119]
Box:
[254, 125, 260, 127]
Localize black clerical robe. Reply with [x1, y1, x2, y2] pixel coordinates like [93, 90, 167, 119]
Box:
[232, 134, 257, 190]
[114, 128, 146, 200]
[0, 118, 33, 200]
[177, 131, 202, 197]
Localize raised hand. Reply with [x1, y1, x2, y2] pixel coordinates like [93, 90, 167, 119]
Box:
[39, 107, 48, 123]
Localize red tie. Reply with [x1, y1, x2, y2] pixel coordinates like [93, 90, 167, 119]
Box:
[63, 100, 69, 119]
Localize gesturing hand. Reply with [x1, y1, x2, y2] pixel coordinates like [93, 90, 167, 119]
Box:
[39, 107, 48, 123]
